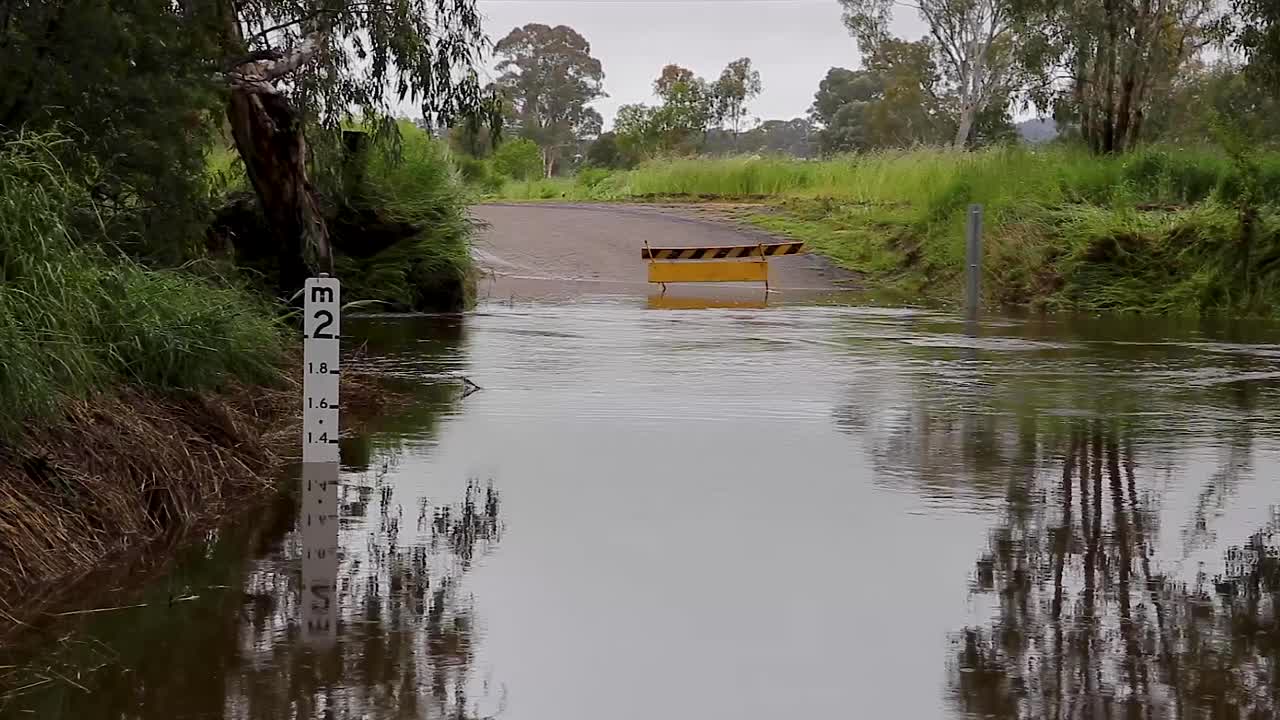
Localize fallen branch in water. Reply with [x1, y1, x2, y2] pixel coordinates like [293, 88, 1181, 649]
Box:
[47, 602, 148, 617]
[42, 667, 89, 694]
[456, 374, 483, 398]
[1, 677, 51, 699]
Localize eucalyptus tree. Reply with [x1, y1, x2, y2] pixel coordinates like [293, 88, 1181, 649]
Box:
[213, 0, 489, 290]
[713, 57, 763, 144]
[840, 0, 1017, 149]
[494, 24, 606, 177]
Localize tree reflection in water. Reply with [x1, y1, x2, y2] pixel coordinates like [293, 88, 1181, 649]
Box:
[951, 422, 1280, 719]
[229, 478, 503, 720]
[0, 316, 498, 719]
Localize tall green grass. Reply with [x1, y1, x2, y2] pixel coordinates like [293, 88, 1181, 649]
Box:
[0, 132, 285, 437]
[493, 146, 1280, 313]
[531, 146, 1279, 206]
[332, 121, 475, 311]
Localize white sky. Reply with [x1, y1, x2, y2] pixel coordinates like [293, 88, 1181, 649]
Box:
[474, 0, 929, 129]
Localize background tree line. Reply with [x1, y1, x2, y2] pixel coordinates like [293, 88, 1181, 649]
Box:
[451, 23, 769, 175]
[459, 4, 1280, 178]
[825, 0, 1279, 155]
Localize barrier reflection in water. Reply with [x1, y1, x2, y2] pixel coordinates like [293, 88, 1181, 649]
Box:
[646, 294, 768, 310]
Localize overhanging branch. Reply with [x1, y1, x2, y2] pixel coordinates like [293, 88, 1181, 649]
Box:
[242, 1, 390, 46]
[227, 31, 326, 93]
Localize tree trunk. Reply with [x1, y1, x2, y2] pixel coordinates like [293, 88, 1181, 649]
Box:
[227, 89, 331, 294]
[1126, 48, 1157, 150]
[1128, 106, 1146, 151]
[1113, 70, 1138, 153]
[1102, 0, 1119, 153]
[217, 1, 330, 296]
[1086, 39, 1106, 153]
[1074, 47, 1092, 148]
[1113, 0, 1149, 153]
[954, 100, 977, 150]
[541, 146, 556, 178]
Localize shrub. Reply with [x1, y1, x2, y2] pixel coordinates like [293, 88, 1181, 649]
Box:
[492, 138, 544, 181]
[576, 167, 612, 189]
[335, 123, 474, 311]
[455, 154, 492, 184]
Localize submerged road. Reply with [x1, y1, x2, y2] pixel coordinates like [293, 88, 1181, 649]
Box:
[470, 203, 857, 299]
[12, 237, 1280, 718]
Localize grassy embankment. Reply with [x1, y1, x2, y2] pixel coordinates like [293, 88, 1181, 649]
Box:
[0, 132, 289, 605]
[0, 125, 472, 614]
[495, 147, 1280, 313]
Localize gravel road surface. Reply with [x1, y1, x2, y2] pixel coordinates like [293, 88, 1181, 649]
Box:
[471, 203, 856, 301]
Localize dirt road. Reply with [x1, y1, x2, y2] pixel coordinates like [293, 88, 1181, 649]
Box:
[471, 203, 856, 301]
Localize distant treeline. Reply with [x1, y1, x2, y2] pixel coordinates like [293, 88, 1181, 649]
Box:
[455, 7, 1280, 177]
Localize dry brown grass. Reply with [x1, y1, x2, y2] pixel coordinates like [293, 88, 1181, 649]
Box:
[0, 371, 391, 629]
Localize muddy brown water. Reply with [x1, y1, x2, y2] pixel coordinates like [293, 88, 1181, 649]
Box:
[6, 297, 1280, 719]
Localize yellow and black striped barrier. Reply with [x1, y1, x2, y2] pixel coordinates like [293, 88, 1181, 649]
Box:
[642, 241, 805, 288]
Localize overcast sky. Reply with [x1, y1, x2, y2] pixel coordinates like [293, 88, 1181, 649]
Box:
[473, 0, 929, 129]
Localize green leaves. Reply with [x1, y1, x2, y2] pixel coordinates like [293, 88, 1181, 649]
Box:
[1011, 0, 1227, 153]
[712, 58, 762, 137]
[491, 138, 543, 181]
[1235, 0, 1280, 90]
[233, 0, 488, 130]
[616, 59, 764, 160]
[0, 132, 285, 436]
[494, 24, 605, 176]
[809, 41, 959, 155]
[0, 0, 224, 262]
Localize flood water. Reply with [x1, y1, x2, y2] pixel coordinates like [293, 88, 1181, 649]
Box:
[7, 298, 1280, 718]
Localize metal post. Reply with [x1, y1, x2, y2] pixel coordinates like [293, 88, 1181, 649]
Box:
[966, 204, 983, 322]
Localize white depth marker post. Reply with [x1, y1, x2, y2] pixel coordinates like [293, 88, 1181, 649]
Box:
[303, 275, 340, 462]
[302, 275, 340, 647]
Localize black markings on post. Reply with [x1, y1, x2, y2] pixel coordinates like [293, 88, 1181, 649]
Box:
[311, 309, 335, 339]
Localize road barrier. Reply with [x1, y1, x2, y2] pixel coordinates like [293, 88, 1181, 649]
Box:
[642, 240, 805, 289]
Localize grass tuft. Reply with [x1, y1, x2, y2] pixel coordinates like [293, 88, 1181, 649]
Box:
[0, 131, 285, 438]
[335, 122, 475, 311]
